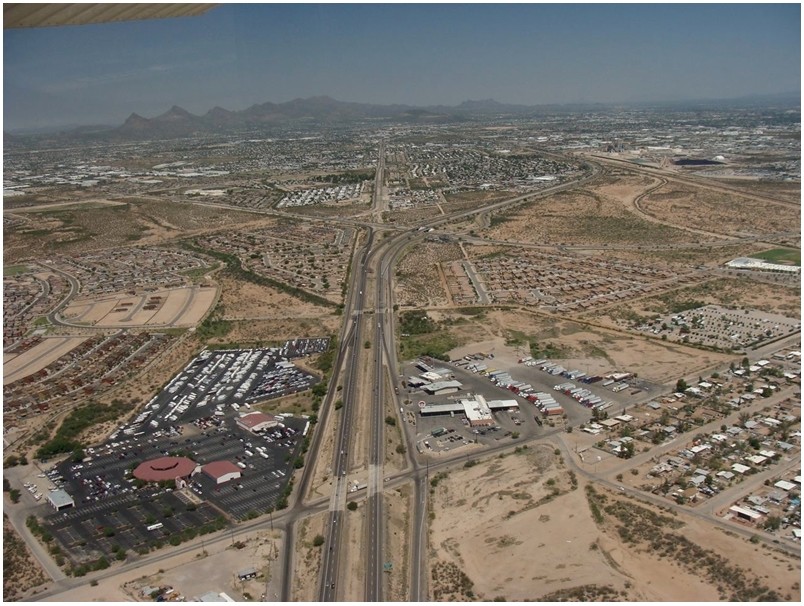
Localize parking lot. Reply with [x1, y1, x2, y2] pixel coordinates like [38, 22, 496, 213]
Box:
[403, 355, 661, 452]
[38, 340, 324, 565]
[45, 488, 223, 564]
[120, 339, 328, 436]
[184, 416, 306, 520]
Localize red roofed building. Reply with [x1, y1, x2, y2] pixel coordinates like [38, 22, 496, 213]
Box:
[202, 460, 242, 485]
[236, 411, 279, 433]
[134, 456, 197, 483]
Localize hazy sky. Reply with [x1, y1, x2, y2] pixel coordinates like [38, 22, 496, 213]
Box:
[3, 3, 801, 130]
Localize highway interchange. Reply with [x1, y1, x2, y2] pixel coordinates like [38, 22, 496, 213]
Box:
[20, 147, 801, 602]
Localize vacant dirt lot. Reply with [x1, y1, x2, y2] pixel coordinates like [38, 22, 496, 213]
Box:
[3, 198, 267, 262]
[395, 241, 464, 307]
[217, 274, 335, 323]
[3, 514, 48, 601]
[428, 446, 800, 601]
[640, 182, 799, 237]
[3, 336, 88, 385]
[433, 308, 730, 384]
[482, 178, 698, 246]
[62, 286, 216, 328]
[291, 512, 327, 601]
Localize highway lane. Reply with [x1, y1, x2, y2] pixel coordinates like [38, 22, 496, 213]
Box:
[364, 138, 390, 601]
[318, 228, 374, 601]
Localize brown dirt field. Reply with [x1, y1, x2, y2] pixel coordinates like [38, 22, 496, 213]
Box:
[701, 178, 802, 205]
[216, 274, 335, 322]
[3, 198, 269, 263]
[428, 445, 605, 601]
[63, 287, 216, 328]
[219, 317, 341, 347]
[483, 182, 699, 246]
[383, 383, 408, 473]
[436, 308, 730, 384]
[3, 514, 48, 601]
[384, 483, 412, 601]
[304, 404, 339, 502]
[291, 512, 327, 601]
[2, 198, 127, 213]
[427, 446, 800, 602]
[395, 241, 464, 307]
[342, 498, 365, 600]
[592, 242, 770, 268]
[3, 336, 88, 385]
[640, 182, 800, 237]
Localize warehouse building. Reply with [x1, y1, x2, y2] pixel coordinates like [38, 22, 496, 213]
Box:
[725, 257, 800, 274]
[236, 411, 279, 433]
[422, 380, 463, 395]
[201, 461, 242, 485]
[420, 394, 518, 426]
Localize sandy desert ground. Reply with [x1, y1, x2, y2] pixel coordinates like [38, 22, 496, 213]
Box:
[434, 309, 731, 384]
[3, 513, 49, 602]
[427, 445, 800, 601]
[639, 181, 800, 237]
[61, 286, 216, 328]
[38, 529, 281, 603]
[3, 336, 88, 385]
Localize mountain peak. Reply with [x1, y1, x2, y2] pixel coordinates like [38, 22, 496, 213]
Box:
[156, 105, 195, 121]
[121, 112, 150, 127]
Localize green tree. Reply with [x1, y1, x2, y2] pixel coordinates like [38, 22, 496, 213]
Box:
[764, 516, 782, 531]
[619, 441, 635, 459]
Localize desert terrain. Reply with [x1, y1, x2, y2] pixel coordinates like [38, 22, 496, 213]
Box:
[3, 514, 49, 601]
[62, 286, 216, 328]
[3, 336, 89, 385]
[428, 445, 800, 601]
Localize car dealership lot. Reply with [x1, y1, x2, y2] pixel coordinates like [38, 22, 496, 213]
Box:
[37, 341, 323, 566]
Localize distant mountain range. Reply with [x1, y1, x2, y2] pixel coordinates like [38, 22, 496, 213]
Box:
[5, 91, 800, 142]
[112, 96, 532, 139]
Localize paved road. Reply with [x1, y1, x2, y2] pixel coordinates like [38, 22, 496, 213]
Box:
[317, 229, 375, 601]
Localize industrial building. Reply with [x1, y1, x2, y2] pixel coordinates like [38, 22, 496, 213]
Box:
[420, 394, 518, 426]
[422, 380, 463, 395]
[201, 461, 242, 485]
[725, 257, 800, 274]
[236, 411, 279, 433]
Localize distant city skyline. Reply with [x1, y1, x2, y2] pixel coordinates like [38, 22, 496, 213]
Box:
[3, 3, 801, 131]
